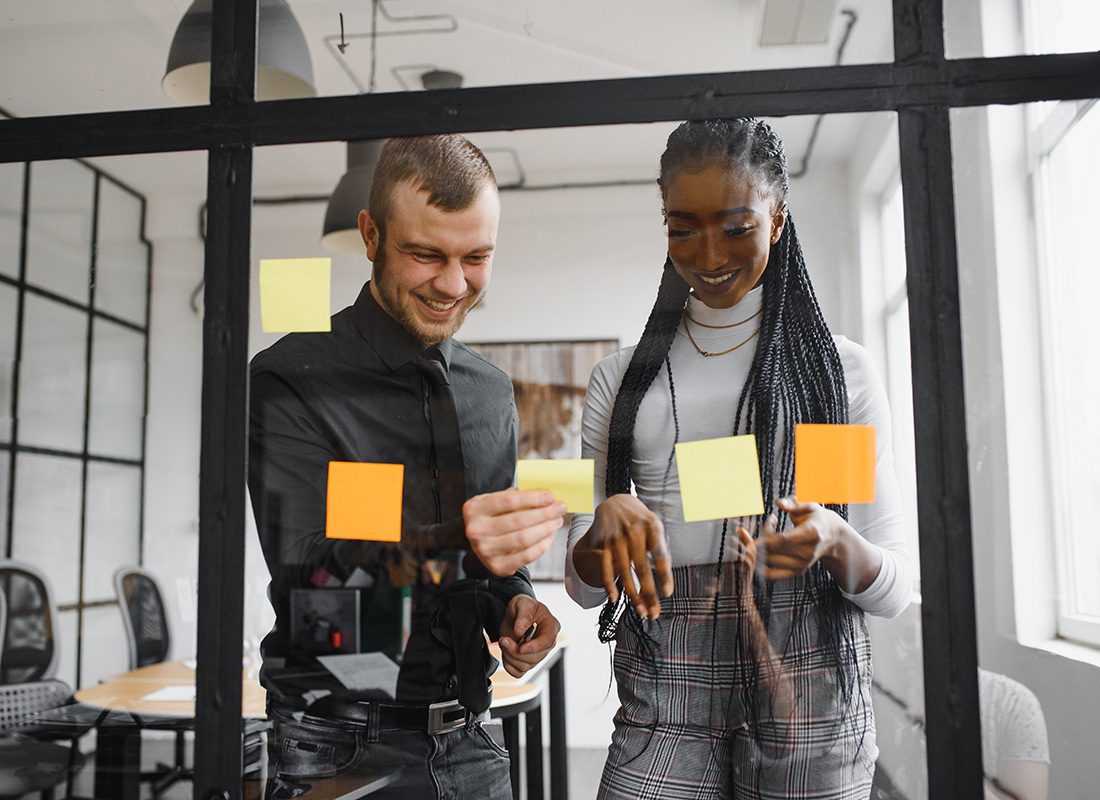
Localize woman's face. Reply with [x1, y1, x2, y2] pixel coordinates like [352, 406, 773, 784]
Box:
[664, 163, 786, 309]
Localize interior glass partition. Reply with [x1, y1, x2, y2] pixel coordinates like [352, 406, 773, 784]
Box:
[950, 98, 1100, 800]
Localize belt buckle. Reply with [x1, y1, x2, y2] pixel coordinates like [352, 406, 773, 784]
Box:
[427, 699, 467, 735]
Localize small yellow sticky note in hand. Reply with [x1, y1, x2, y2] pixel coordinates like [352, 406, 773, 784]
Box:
[794, 424, 876, 504]
[515, 459, 595, 514]
[675, 435, 765, 522]
[260, 257, 332, 333]
[326, 461, 404, 541]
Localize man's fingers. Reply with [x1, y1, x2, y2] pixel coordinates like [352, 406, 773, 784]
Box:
[471, 503, 567, 541]
[474, 515, 564, 557]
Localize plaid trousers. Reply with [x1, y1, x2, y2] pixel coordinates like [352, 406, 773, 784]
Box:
[599, 563, 877, 800]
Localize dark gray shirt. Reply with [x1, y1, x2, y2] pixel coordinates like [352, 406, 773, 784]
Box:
[248, 283, 532, 707]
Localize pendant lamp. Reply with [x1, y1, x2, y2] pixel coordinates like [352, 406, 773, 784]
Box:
[322, 140, 384, 254]
[163, 0, 316, 104]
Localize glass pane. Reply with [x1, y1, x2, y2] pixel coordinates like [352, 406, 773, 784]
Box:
[0, 161, 21, 280]
[17, 295, 87, 452]
[88, 319, 146, 461]
[947, 0, 1100, 58]
[0, 4, 211, 116]
[95, 178, 149, 326]
[82, 463, 141, 602]
[11, 453, 83, 607]
[311, 0, 892, 102]
[250, 114, 925, 797]
[951, 102, 1099, 799]
[0, 284, 15, 444]
[55, 608, 79, 689]
[0, 450, 9, 557]
[81, 604, 133, 687]
[25, 160, 95, 304]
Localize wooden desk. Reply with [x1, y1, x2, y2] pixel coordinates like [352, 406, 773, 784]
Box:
[77, 641, 569, 800]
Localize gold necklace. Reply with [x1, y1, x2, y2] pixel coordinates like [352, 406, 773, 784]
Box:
[684, 318, 760, 358]
[685, 306, 762, 330]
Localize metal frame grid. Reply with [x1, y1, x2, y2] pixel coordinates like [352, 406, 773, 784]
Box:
[0, 0, 1098, 796]
[0, 139, 153, 689]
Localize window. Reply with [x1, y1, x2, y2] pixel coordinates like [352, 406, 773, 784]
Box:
[1031, 98, 1100, 647]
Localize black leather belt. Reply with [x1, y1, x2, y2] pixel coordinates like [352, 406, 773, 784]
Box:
[305, 695, 471, 735]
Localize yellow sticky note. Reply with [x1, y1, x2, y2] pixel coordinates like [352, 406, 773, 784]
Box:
[516, 459, 595, 514]
[325, 461, 404, 541]
[675, 435, 765, 522]
[794, 424, 876, 504]
[260, 257, 332, 333]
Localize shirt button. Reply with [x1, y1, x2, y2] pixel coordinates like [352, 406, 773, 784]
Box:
[433, 468, 440, 478]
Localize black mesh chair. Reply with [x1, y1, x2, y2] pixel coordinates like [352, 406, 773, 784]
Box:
[114, 566, 171, 670]
[113, 565, 191, 795]
[0, 560, 59, 686]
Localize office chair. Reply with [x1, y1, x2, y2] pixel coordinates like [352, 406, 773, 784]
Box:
[113, 565, 190, 795]
[0, 560, 59, 686]
[114, 566, 171, 670]
[0, 588, 86, 799]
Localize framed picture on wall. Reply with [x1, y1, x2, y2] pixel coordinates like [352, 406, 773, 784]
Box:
[466, 338, 619, 581]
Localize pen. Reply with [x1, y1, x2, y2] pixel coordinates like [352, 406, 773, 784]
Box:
[518, 622, 538, 645]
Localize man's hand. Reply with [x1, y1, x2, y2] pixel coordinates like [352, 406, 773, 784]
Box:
[498, 595, 561, 679]
[464, 489, 566, 576]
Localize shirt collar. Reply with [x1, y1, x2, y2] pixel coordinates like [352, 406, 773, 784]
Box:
[350, 282, 456, 372]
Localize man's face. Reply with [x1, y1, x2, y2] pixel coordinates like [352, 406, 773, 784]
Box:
[359, 179, 499, 346]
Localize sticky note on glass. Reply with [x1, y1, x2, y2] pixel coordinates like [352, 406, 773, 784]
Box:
[516, 459, 595, 513]
[260, 257, 332, 333]
[326, 461, 403, 541]
[794, 424, 876, 504]
[675, 435, 765, 522]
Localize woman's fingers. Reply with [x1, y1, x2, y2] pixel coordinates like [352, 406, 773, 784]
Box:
[628, 526, 661, 618]
[601, 546, 618, 602]
[613, 536, 642, 611]
[647, 520, 674, 598]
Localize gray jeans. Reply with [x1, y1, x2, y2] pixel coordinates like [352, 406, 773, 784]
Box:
[265, 702, 513, 800]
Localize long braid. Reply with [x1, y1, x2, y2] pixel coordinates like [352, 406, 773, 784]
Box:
[598, 118, 865, 753]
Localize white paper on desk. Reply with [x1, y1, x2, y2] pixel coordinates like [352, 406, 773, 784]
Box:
[141, 686, 196, 702]
[317, 652, 400, 695]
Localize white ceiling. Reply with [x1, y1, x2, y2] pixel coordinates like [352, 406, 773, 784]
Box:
[0, 0, 895, 200]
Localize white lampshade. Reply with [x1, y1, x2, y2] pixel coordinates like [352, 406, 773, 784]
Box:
[163, 0, 316, 104]
[322, 140, 384, 254]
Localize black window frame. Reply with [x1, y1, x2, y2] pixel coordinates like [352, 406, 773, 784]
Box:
[1, 0, 1098, 796]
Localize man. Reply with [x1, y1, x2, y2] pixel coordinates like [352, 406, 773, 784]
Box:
[249, 135, 565, 798]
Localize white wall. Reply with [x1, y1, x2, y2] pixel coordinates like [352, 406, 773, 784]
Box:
[139, 161, 858, 751]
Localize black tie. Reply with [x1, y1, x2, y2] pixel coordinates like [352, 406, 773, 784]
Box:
[414, 347, 468, 524]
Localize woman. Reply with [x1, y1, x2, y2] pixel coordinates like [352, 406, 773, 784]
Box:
[567, 118, 911, 800]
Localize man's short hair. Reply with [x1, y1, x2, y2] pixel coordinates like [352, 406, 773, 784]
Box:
[368, 135, 497, 236]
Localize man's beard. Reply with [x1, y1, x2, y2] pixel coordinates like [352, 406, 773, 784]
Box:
[372, 245, 479, 346]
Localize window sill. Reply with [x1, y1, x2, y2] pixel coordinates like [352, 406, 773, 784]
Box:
[1018, 636, 1100, 669]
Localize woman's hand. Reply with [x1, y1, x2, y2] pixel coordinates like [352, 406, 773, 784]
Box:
[573, 494, 673, 619]
[760, 496, 845, 581]
[761, 496, 881, 593]
[734, 524, 758, 592]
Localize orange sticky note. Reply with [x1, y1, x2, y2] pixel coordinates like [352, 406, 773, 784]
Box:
[794, 424, 876, 504]
[325, 461, 404, 541]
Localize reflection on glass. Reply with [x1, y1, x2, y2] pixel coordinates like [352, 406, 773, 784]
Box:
[95, 180, 149, 326]
[979, 669, 1050, 800]
[82, 463, 142, 602]
[88, 319, 146, 461]
[0, 284, 16, 443]
[0, 161, 21, 280]
[11, 454, 82, 608]
[25, 161, 94, 304]
[17, 296, 87, 452]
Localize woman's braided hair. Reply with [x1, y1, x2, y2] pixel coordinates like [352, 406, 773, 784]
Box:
[600, 118, 864, 734]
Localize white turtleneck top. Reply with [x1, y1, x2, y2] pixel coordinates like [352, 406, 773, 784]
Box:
[565, 285, 911, 618]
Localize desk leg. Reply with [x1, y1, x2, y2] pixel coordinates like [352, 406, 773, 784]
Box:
[94, 727, 141, 800]
[525, 705, 544, 800]
[503, 716, 520, 799]
[549, 654, 568, 800]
